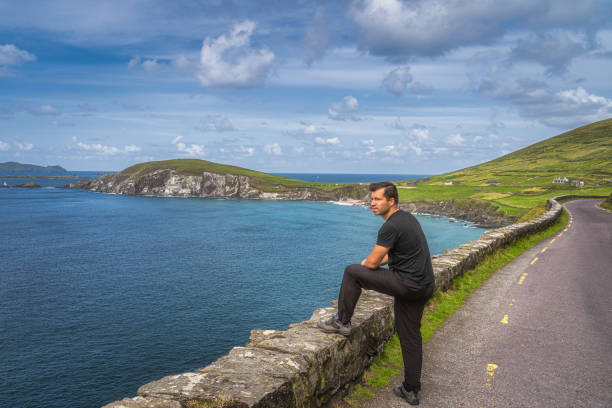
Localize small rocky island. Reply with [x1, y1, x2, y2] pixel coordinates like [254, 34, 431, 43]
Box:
[64, 159, 370, 202]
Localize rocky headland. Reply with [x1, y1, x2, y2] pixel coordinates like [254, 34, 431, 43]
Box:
[64, 168, 370, 202]
[399, 200, 513, 228]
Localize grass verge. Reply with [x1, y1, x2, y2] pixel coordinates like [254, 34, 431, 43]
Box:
[344, 208, 569, 407]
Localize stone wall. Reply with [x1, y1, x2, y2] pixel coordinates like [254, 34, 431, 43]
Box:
[103, 196, 576, 408]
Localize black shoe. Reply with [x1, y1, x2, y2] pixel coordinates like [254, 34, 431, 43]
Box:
[317, 314, 351, 336]
[393, 385, 419, 405]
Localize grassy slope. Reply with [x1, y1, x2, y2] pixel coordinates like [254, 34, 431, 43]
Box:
[399, 119, 612, 218]
[113, 159, 351, 192]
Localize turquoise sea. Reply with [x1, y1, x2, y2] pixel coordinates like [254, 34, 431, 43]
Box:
[1, 172, 488, 408]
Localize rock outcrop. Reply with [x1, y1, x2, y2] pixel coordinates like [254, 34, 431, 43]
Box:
[14, 181, 42, 188]
[399, 200, 513, 228]
[64, 170, 369, 202]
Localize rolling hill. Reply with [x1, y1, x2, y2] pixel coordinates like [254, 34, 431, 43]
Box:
[398, 118, 612, 219]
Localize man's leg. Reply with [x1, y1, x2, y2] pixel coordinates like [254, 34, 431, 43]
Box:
[395, 283, 434, 392]
[337, 264, 409, 324]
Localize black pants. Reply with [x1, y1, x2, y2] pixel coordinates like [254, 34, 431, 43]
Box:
[337, 264, 434, 391]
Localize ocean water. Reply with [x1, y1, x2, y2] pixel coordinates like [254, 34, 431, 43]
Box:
[1, 173, 487, 408]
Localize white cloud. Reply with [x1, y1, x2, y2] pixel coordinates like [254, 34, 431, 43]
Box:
[328, 95, 360, 121]
[409, 128, 429, 142]
[124, 145, 141, 152]
[0, 140, 10, 151]
[382, 66, 412, 95]
[315, 136, 340, 145]
[293, 146, 305, 153]
[240, 146, 255, 156]
[303, 124, 319, 134]
[172, 135, 204, 156]
[480, 78, 612, 127]
[142, 58, 162, 73]
[362, 139, 374, 145]
[17, 142, 34, 151]
[447, 133, 465, 146]
[73, 136, 141, 155]
[264, 143, 282, 155]
[198, 20, 276, 88]
[0, 44, 35, 76]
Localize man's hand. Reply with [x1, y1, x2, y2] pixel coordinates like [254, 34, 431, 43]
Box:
[361, 244, 390, 269]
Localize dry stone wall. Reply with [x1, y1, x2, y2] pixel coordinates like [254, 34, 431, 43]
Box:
[103, 196, 572, 408]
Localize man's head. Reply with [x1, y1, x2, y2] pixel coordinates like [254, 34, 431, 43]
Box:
[369, 181, 398, 218]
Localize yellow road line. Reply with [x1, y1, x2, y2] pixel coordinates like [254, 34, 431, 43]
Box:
[541, 247, 548, 253]
[486, 363, 499, 387]
[500, 314, 509, 324]
[518, 273, 528, 284]
[530, 257, 538, 265]
[550, 238, 556, 244]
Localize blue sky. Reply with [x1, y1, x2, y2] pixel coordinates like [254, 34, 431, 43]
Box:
[1, 0, 611, 173]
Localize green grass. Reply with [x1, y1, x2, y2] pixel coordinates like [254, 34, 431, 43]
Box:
[345, 209, 569, 406]
[396, 119, 612, 219]
[600, 199, 612, 211]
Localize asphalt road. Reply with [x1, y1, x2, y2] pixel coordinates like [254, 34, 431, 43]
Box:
[363, 199, 612, 407]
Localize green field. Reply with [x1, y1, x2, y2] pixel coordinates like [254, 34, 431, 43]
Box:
[398, 118, 612, 219]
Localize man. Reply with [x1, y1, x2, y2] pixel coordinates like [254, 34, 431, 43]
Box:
[317, 181, 435, 405]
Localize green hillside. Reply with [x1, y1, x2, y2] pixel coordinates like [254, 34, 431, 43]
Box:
[435, 118, 612, 186]
[112, 158, 345, 192]
[399, 119, 612, 219]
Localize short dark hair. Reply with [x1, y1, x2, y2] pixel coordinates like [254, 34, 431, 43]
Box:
[369, 181, 398, 205]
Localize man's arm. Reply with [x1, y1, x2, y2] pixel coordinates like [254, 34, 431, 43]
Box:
[361, 244, 390, 270]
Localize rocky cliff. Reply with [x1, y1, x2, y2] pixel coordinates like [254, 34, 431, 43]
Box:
[65, 169, 370, 202]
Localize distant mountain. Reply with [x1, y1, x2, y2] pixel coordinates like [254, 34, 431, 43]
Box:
[0, 162, 67, 173]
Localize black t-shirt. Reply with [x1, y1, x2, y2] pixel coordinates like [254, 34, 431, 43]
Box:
[376, 210, 434, 288]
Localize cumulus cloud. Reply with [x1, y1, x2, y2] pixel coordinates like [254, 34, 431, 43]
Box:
[480, 78, 612, 127]
[315, 136, 340, 145]
[409, 127, 429, 143]
[328, 96, 360, 121]
[264, 143, 282, 155]
[172, 136, 204, 156]
[446, 133, 465, 146]
[349, 0, 608, 60]
[198, 20, 276, 88]
[0, 44, 36, 76]
[0, 140, 10, 151]
[293, 146, 305, 153]
[25, 105, 61, 116]
[17, 142, 34, 151]
[77, 141, 141, 155]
